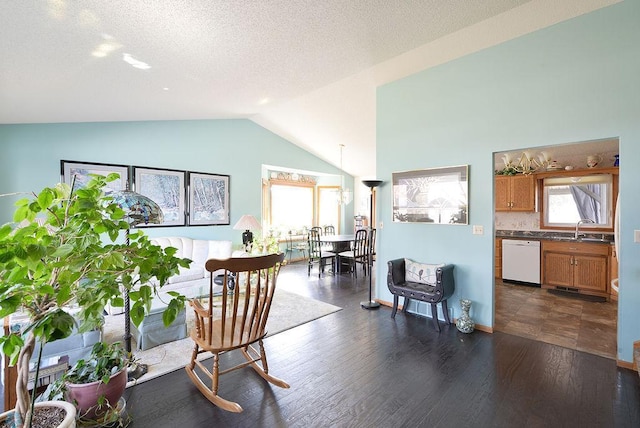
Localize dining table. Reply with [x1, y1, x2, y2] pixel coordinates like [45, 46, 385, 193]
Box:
[319, 234, 354, 273]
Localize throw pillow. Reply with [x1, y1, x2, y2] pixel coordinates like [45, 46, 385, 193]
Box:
[404, 259, 444, 285]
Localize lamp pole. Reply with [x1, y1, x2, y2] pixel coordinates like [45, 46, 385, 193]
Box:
[111, 188, 164, 380]
[361, 180, 383, 310]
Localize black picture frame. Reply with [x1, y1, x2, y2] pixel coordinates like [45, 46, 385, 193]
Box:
[392, 165, 469, 224]
[133, 166, 187, 227]
[61, 160, 130, 193]
[188, 171, 230, 226]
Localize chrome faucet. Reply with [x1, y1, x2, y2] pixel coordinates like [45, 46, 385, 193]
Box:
[575, 218, 595, 240]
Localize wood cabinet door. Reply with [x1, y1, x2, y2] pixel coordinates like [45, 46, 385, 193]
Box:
[495, 176, 510, 211]
[543, 251, 573, 287]
[573, 255, 608, 292]
[510, 175, 535, 211]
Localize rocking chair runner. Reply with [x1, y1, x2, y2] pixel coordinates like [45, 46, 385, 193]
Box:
[185, 253, 289, 412]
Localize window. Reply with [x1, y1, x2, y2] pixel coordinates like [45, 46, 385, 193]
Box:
[269, 183, 314, 232]
[317, 186, 340, 231]
[262, 170, 342, 235]
[542, 174, 613, 228]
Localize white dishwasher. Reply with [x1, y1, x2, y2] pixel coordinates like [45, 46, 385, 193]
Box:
[501, 240, 541, 285]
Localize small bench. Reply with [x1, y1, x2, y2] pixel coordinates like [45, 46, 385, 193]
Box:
[386, 258, 455, 332]
[131, 299, 187, 351]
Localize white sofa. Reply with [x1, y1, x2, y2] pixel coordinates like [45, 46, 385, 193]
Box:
[150, 237, 235, 299]
[106, 237, 236, 315]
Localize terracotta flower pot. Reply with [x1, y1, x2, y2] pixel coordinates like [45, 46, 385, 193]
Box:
[0, 400, 76, 428]
[65, 368, 127, 420]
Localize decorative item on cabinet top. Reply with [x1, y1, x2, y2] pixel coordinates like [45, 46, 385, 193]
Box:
[496, 151, 553, 175]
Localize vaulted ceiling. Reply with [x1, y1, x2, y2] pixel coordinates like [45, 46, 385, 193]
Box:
[0, 0, 618, 177]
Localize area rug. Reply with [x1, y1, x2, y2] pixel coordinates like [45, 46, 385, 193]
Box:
[101, 289, 341, 387]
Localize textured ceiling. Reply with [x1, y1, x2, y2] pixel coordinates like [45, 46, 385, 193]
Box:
[0, 0, 619, 177]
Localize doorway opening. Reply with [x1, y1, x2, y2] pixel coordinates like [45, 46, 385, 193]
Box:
[493, 138, 619, 359]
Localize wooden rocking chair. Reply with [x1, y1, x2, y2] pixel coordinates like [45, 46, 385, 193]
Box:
[185, 253, 289, 412]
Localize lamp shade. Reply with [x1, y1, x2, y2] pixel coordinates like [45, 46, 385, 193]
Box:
[233, 214, 261, 248]
[362, 179, 383, 189]
[110, 190, 164, 226]
[233, 214, 261, 231]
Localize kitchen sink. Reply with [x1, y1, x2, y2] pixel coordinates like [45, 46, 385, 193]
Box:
[577, 237, 612, 243]
[548, 236, 611, 243]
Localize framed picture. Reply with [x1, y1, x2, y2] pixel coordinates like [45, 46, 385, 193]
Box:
[133, 167, 187, 227]
[61, 160, 130, 193]
[392, 165, 468, 225]
[188, 172, 230, 226]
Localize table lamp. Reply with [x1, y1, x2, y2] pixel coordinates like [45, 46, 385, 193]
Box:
[233, 214, 261, 251]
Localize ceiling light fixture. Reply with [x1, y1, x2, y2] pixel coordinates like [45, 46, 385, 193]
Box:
[122, 53, 151, 70]
[92, 34, 121, 58]
[336, 144, 353, 205]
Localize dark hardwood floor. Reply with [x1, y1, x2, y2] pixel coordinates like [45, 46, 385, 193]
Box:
[119, 261, 640, 427]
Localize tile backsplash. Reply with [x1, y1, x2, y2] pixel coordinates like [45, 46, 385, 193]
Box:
[495, 212, 540, 231]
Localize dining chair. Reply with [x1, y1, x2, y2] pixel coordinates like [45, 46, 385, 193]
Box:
[337, 228, 368, 278]
[368, 228, 377, 263]
[307, 228, 336, 277]
[185, 253, 289, 412]
[324, 225, 335, 235]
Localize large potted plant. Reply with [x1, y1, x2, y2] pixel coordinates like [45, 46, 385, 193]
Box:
[0, 175, 190, 427]
[42, 341, 130, 425]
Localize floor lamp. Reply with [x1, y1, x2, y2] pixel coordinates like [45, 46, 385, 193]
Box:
[361, 180, 383, 310]
[110, 189, 164, 380]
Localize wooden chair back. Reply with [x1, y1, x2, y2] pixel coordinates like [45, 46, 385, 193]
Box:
[186, 253, 289, 412]
[191, 253, 285, 351]
[308, 228, 323, 259]
[352, 228, 368, 259]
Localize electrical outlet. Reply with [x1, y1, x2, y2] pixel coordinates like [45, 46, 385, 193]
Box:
[379, 221, 384, 229]
[472, 225, 484, 235]
[635, 230, 640, 243]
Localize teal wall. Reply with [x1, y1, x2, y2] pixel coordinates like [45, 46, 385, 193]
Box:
[0, 119, 352, 241]
[377, 1, 639, 362]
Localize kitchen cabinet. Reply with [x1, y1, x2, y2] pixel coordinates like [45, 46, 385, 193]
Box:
[541, 241, 609, 298]
[495, 175, 535, 212]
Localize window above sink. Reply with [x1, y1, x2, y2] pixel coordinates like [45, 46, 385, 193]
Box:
[538, 168, 618, 232]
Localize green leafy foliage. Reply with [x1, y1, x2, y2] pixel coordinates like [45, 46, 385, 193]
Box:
[0, 175, 191, 420]
[64, 342, 129, 385]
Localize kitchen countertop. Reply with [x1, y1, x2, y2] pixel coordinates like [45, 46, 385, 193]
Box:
[496, 229, 614, 244]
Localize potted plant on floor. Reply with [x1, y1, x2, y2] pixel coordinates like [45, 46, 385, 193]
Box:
[0, 175, 190, 427]
[42, 342, 130, 426]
